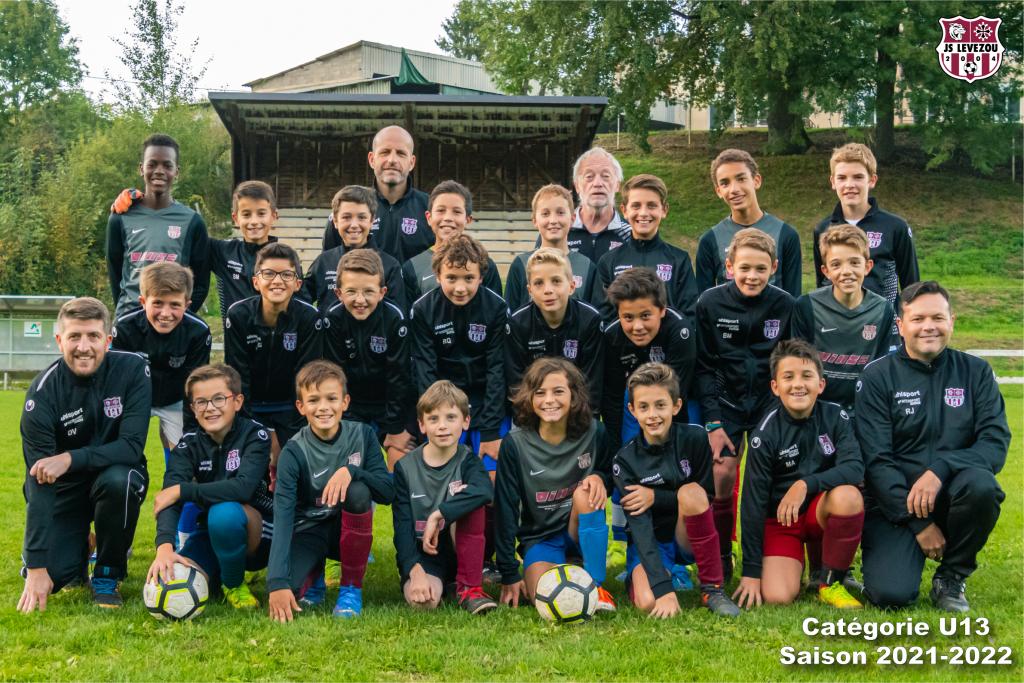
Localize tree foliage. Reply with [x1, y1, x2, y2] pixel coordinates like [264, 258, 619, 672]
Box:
[0, 0, 82, 124]
[108, 0, 209, 111]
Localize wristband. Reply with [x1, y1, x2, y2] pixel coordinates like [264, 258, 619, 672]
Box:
[704, 421, 723, 433]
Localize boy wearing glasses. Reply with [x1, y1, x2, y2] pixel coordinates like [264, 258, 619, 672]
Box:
[147, 364, 274, 610]
[225, 242, 323, 460]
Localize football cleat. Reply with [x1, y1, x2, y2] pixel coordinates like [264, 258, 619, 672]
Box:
[701, 584, 740, 617]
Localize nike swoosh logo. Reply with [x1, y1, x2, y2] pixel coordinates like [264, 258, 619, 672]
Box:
[314, 468, 329, 478]
[821, 327, 837, 333]
[411, 493, 426, 499]
[421, 275, 434, 281]
[131, 228, 144, 234]
[530, 469, 546, 476]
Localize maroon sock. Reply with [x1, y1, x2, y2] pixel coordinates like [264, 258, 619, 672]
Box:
[732, 462, 741, 541]
[712, 497, 733, 557]
[483, 504, 496, 562]
[685, 508, 724, 586]
[339, 510, 374, 588]
[806, 539, 823, 574]
[455, 506, 487, 590]
[822, 511, 865, 577]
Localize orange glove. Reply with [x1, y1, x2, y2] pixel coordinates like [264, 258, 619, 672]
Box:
[111, 188, 144, 214]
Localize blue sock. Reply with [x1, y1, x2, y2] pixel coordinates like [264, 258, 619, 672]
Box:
[177, 502, 201, 548]
[163, 447, 171, 468]
[577, 510, 609, 585]
[206, 502, 249, 588]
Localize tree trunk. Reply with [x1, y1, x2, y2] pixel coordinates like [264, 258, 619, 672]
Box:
[764, 84, 811, 155]
[874, 23, 900, 164]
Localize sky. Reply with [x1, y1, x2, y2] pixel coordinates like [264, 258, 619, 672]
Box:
[55, 0, 459, 100]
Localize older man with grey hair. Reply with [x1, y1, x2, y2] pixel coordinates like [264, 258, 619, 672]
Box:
[565, 147, 632, 261]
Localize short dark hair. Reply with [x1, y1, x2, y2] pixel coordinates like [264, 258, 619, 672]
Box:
[899, 280, 951, 314]
[332, 185, 377, 219]
[769, 339, 823, 379]
[431, 234, 489, 276]
[142, 133, 180, 163]
[232, 180, 277, 212]
[185, 364, 241, 401]
[296, 360, 347, 398]
[338, 248, 385, 287]
[511, 357, 593, 440]
[57, 297, 110, 334]
[627, 362, 680, 404]
[605, 267, 667, 310]
[429, 180, 473, 215]
[255, 241, 301, 274]
[710, 148, 758, 184]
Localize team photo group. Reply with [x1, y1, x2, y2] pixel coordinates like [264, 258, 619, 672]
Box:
[17, 122, 1010, 626]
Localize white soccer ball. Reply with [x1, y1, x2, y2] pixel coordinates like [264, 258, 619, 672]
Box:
[534, 564, 598, 624]
[143, 562, 209, 621]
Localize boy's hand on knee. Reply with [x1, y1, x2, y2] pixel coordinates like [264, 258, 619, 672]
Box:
[580, 474, 607, 510]
[775, 480, 807, 527]
[323, 467, 353, 507]
[421, 511, 445, 556]
[268, 589, 300, 622]
[649, 592, 680, 619]
[732, 577, 762, 609]
[153, 485, 182, 516]
[621, 485, 654, 515]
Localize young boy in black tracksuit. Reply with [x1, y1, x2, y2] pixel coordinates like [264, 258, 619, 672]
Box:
[613, 362, 740, 618]
[696, 148, 802, 298]
[210, 181, 280, 321]
[505, 184, 602, 311]
[324, 249, 415, 470]
[225, 242, 323, 454]
[303, 185, 407, 312]
[505, 247, 604, 408]
[266, 361, 394, 621]
[696, 227, 795, 580]
[855, 281, 1010, 612]
[393, 381, 495, 614]
[735, 340, 865, 611]
[148, 364, 273, 610]
[813, 143, 919, 306]
[411, 235, 508, 474]
[597, 174, 698, 323]
[401, 181, 501, 305]
[793, 224, 898, 414]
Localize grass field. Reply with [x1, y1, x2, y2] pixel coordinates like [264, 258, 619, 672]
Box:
[0, 387, 1020, 681]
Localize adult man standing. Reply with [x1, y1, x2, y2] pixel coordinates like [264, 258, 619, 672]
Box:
[855, 281, 1009, 612]
[321, 125, 432, 264]
[18, 298, 151, 612]
[563, 147, 632, 262]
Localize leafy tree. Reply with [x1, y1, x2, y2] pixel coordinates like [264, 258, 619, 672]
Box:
[108, 0, 210, 111]
[0, 0, 82, 124]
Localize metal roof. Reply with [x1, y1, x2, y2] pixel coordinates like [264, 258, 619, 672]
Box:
[0, 295, 74, 313]
[208, 92, 607, 144]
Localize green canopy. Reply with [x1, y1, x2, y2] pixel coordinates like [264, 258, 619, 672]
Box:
[395, 48, 431, 86]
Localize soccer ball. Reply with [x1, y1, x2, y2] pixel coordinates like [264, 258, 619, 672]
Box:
[533, 564, 598, 624]
[143, 562, 209, 621]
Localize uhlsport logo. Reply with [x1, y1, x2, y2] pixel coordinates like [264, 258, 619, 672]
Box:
[937, 16, 1004, 82]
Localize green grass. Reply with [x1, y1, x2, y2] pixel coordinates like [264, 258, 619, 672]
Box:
[0, 387, 1021, 681]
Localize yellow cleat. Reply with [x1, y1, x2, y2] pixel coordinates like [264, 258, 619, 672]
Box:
[818, 581, 863, 609]
[223, 582, 259, 609]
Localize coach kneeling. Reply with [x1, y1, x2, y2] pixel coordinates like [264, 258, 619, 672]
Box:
[18, 297, 151, 612]
[855, 281, 1010, 612]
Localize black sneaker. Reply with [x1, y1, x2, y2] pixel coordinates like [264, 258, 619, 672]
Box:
[90, 577, 123, 608]
[930, 574, 969, 613]
[457, 585, 497, 615]
[481, 561, 502, 585]
[701, 584, 741, 617]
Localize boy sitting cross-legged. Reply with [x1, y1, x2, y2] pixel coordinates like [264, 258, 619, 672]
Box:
[614, 362, 740, 618]
[148, 364, 273, 610]
[734, 339, 865, 609]
[393, 381, 496, 614]
[266, 361, 394, 621]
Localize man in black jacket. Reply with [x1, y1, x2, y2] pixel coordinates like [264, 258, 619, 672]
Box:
[18, 298, 151, 612]
[855, 281, 1010, 612]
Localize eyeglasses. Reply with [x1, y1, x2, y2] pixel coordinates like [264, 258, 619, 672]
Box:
[191, 394, 235, 411]
[257, 269, 298, 282]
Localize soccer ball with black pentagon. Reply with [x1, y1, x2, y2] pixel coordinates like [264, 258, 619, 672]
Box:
[534, 564, 598, 623]
[143, 562, 209, 620]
